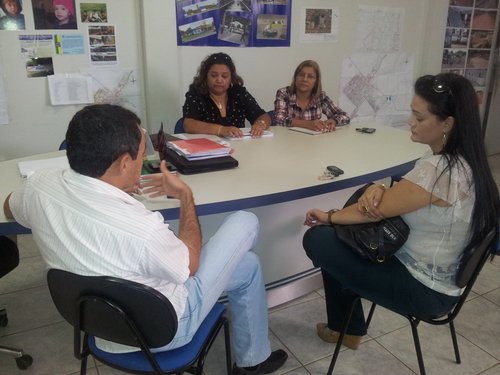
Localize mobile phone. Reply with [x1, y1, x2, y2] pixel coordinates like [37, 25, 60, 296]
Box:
[326, 165, 344, 176]
[356, 127, 376, 134]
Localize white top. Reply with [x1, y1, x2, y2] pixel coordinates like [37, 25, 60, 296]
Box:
[9, 168, 190, 316]
[396, 151, 475, 296]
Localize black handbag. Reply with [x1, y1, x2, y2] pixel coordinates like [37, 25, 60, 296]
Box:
[334, 183, 410, 263]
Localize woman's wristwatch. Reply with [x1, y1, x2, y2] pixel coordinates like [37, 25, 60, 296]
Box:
[327, 209, 339, 226]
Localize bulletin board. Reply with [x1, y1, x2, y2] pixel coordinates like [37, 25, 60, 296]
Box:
[175, 0, 291, 47]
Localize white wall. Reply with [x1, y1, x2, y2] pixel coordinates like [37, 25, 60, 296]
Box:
[0, 0, 448, 160]
[0, 0, 144, 160]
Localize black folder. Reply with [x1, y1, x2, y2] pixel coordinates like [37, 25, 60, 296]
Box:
[163, 147, 238, 175]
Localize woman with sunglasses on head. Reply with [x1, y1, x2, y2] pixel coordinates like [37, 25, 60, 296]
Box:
[302, 73, 499, 350]
[182, 52, 271, 139]
[273, 60, 350, 132]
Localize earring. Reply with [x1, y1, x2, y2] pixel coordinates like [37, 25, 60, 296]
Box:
[442, 132, 447, 146]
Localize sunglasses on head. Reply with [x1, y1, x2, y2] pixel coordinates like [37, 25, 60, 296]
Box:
[432, 78, 452, 96]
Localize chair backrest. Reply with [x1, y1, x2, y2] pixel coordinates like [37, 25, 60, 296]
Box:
[174, 118, 185, 134]
[0, 236, 20, 278]
[47, 269, 178, 348]
[267, 110, 275, 126]
[455, 229, 496, 288]
[59, 140, 67, 150]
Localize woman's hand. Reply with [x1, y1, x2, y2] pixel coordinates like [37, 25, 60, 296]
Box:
[357, 184, 386, 219]
[324, 119, 337, 132]
[304, 209, 328, 227]
[250, 122, 266, 137]
[218, 125, 244, 138]
[139, 160, 191, 199]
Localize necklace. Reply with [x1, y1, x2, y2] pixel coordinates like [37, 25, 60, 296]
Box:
[210, 94, 225, 110]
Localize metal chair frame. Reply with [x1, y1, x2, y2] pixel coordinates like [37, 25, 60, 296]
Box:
[327, 229, 497, 375]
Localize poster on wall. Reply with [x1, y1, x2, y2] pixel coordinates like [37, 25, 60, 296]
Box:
[442, 0, 499, 104]
[175, 0, 291, 47]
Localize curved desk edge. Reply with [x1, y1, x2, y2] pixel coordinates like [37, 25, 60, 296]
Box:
[157, 159, 418, 220]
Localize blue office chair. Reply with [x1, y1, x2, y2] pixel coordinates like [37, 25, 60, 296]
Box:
[59, 140, 67, 150]
[47, 269, 232, 375]
[0, 236, 34, 370]
[174, 118, 185, 134]
[267, 110, 275, 126]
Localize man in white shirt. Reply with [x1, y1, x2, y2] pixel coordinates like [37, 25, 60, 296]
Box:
[3, 104, 287, 375]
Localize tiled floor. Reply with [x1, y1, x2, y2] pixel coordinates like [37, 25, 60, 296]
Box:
[1, 154, 500, 375]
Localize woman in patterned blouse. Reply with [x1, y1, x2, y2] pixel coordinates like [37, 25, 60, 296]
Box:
[274, 60, 350, 132]
[182, 52, 271, 138]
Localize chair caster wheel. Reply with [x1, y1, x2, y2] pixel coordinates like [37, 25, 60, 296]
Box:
[16, 354, 33, 370]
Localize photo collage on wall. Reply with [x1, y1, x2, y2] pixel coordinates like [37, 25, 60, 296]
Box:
[442, 0, 499, 104]
[175, 0, 291, 47]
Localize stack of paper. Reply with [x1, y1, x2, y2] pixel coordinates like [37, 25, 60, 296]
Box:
[167, 138, 232, 161]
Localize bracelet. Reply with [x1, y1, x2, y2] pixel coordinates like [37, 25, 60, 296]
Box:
[327, 209, 339, 226]
[257, 119, 267, 128]
[216, 125, 223, 137]
[379, 183, 386, 190]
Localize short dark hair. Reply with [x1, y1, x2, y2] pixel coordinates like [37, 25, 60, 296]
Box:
[189, 52, 244, 95]
[414, 73, 499, 254]
[65, 104, 142, 178]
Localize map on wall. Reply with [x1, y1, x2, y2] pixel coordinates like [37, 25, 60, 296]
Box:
[80, 68, 144, 120]
[355, 5, 404, 53]
[339, 52, 414, 127]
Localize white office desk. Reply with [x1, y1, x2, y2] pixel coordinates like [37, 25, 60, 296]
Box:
[0, 125, 427, 306]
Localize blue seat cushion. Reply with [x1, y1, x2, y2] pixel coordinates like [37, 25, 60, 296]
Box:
[88, 302, 225, 372]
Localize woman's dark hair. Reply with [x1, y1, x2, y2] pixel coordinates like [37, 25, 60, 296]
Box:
[189, 52, 244, 95]
[289, 60, 322, 97]
[1, 0, 22, 14]
[414, 73, 499, 254]
[65, 104, 142, 178]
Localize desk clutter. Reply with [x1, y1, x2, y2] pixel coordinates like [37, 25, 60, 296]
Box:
[156, 125, 238, 175]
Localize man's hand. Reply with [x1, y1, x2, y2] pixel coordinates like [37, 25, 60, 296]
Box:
[140, 161, 191, 199]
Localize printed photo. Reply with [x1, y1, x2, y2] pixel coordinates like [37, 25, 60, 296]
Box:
[182, 0, 218, 18]
[444, 28, 469, 48]
[80, 2, 107, 23]
[89, 25, 117, 64]
[466, 49, 491, 68]
[220, 0, 251, 11]
[441, 48, 467, 69]
[447, 6, 472, 28]
[32, 0, 77, 30]
[471, 9, 497, 29]
[469, 30, 494, 48]
[305, 8, 332, 34]
[218, 12, 251, 46]
[178, 17, 216, 43]
[0, 0, 26, 30]
[25, 57, 54, 78]
[475, 0, 499, 9]
[465, 68, 487, 87]
[256, 14, 287, 40]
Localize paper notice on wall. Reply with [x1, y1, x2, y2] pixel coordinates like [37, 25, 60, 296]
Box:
[47, 74, 94, 105]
